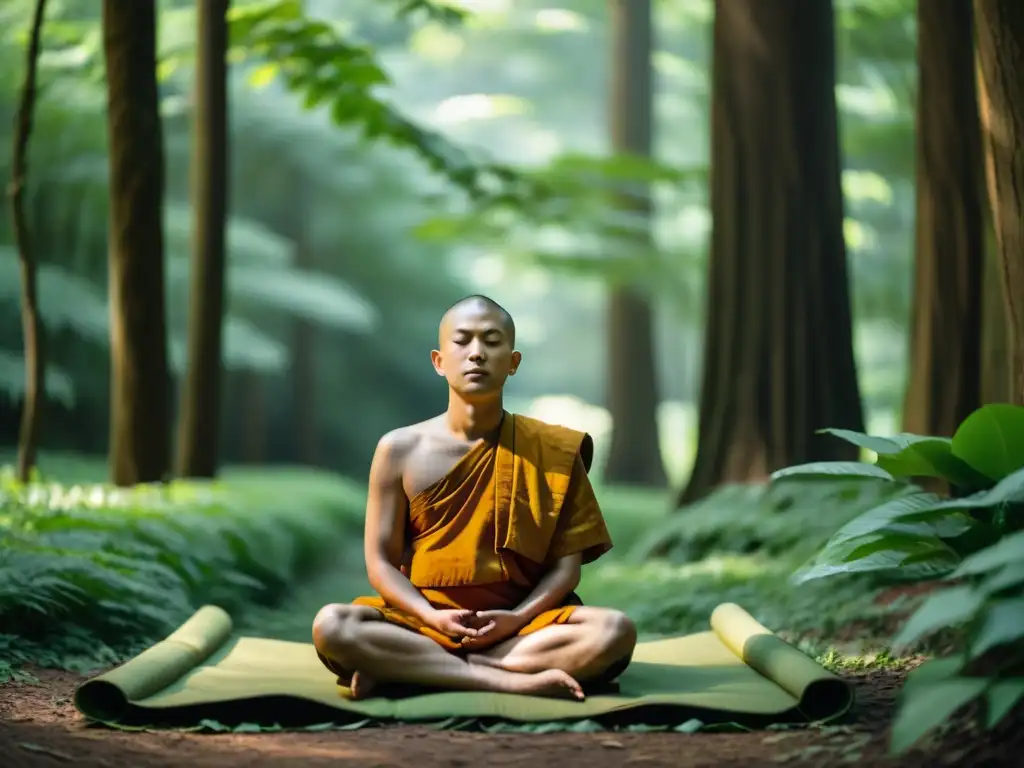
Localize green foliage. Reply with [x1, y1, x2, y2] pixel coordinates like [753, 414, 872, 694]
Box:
[626, 479, 906, 566]
[780, 404, 1024, 586]
[771, 403, 1024, 753]
[228, 0, 523, 202]
[580, 484, 897, 654]
[0, 462, 366, 676]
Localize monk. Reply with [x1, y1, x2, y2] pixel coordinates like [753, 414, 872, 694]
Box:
[311, 295, 637, 701]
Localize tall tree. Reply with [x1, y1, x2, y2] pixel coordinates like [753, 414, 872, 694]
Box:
[982, 233, 1010, 404]
[902, 0, 984, 436]
[9, 0, 48, 483]
[974, 0, 1024, 405]
[679, 0, 864, 505]
[103, 0, 172, 485]
[603, 0, 666, 487]
[176, 0, 230, 478]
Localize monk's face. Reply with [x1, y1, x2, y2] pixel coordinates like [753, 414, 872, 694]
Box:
[432, 303, 521, 397]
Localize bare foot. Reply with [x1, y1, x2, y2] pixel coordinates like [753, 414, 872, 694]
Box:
[514, 669, 585, 701]
[349, 670, 378, 700]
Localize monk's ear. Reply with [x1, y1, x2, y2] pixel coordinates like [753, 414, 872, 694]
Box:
[430, 349, 445, 376]
[509, 350, 523, 375]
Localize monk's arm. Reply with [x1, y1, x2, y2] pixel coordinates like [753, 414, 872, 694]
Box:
[362, 434, 437, 623]
[510, 553, 582, 625]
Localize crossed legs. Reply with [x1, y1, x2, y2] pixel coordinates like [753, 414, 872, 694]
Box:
[311, 604, 637, 701]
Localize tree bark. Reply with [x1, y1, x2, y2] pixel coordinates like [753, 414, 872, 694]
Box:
[102, 0, 172, 486]
[9, 0, 47, 483]
[603, 0, 666, 487]
[974, 0, 1024, 406]
[679, 0, 864, 506]
[902, 0, 984, 436]
[175, 0, 230, 478]
[981, 228, 1010, 404]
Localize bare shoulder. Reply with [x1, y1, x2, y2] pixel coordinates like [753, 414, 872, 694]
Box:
[373, 417, 444, 472]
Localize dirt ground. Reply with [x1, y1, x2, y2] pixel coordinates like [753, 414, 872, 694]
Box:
[1, 665, 1018, 768]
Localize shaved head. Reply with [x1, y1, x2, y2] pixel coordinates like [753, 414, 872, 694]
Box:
[432, 294, 521, 396]
[439, 295, 516, 347]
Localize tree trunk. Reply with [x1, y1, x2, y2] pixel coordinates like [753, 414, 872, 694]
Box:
[679, 0, 864, 506]
[974, 0, 1024, 406]
[242, 371, 266, 463]
[102, 0, 172, 486]
[902, 0, 984, 436]
[9, 0, 47, 483]
[981, 227, 1010, 404]
[603, 0, 666, 487]
[175, 0, 230, 478]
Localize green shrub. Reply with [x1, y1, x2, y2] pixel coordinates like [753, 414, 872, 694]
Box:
[0, 464, 366, 675]
[627, 477, 905, 566]
[769, 403, 1024, 753]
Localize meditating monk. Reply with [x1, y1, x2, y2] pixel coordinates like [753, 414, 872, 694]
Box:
[312, 295, 636, 701]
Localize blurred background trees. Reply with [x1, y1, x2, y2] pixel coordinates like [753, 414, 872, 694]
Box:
[0, 0, 1018, 495]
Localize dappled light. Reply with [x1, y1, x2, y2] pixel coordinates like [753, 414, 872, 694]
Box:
[1, 0, 1022, 766]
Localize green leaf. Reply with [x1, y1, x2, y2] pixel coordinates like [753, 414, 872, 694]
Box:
[970, 598, 1024, 659]
[890, 678, 987, 754]
[0, 248, 109, 342]
[246, 62, 278, 89]
[904, 657, 965, 687]
[952, 404, 1024, 481]
[818, 429, 989, 489]
[794, 533, 960, 584]
[929, 469, 1024, 514]
[818, 428, 934, 456]
[952, 530, 1024, 578]
[0, 351, 77, 408]
[986, 680, 1024, 729]
[771, 462, 894, 482]
[979, 560, 1024, 595]
[164, 203, 295, 268]
[227, 266, 379, 331]
[892, 585, 984, 650]
[822, 492, 974, 550]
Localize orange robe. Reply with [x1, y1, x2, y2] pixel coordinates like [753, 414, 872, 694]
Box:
[341, 413, 613, 660]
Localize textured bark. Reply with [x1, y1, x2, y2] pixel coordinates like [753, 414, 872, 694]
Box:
[9, 0, 47, 483]
[982, 231, 1010, 404]
[679, 0, 864, 505]
[975, 0, 1024, 405]
[902, 0, 984, 436]
[603, 0, 666, 487]
[103, 0, 172, 486]
[175, 0, 230, 478]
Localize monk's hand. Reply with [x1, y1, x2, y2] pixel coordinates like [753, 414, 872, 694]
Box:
[426, 608, 483, 640]
[463, 609, 525, 647]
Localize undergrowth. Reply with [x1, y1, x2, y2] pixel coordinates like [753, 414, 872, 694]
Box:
[584, 479, 913, 659]
[0, 462, 366, 679]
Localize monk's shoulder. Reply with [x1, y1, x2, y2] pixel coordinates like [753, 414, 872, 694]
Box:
[374, 424, 429, 472]
[512, 414, 595, 473]
[512, 414, 582, 442]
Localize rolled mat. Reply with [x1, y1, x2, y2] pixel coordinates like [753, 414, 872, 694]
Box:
[74, 603, 853, 729]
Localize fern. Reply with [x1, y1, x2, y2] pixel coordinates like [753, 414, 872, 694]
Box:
[0, 466, 366, 662]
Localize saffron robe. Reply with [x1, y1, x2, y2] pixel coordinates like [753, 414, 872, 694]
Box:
[325, 413, 613, 676]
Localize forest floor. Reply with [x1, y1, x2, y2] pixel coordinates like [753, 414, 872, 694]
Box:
[2, 491, 1020, 766]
